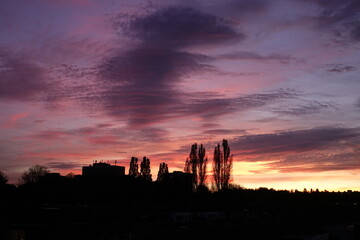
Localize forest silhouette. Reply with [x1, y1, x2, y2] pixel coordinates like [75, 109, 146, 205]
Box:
[0, 139, 359, 240]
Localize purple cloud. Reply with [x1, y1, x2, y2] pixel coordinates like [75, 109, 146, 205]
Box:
[46, 161, 83, 170]
[233, 126, 360, 156]
[356, 98, 360, 108]
[327, 64, 357, 73]
[100, 47, 210, 87]
[203, 129, 247, 135]
[229, 126, 360, 172]
[307, 0, 360, 42]
[267, 150, 360, 173]
[116, 6, 244, 48]
[312, 0, 360, 24]
[179, 89, 299, 119]
[351, 22, 360, 40]
[216, 51, 299, 64]
[272, 100, 336, 116]
[0, 48, 51, 100]
[96, 6, 247, 126]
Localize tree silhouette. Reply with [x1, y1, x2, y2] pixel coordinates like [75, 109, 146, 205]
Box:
[185, 143, 198, 188]
[184, 158, 190, 173]
[0, 170, 8, 185]
[213, 139, 233, 191]
[198, 143, 208, 187]
[140, 157, 152, 181]
[65, 172, 75, 179]
[19, 164, 49, 185]
[184, 143, 208, 188]
[129, 157, 139, 177]
[213, 144, 221, 191]
[157, 162, 169, 182]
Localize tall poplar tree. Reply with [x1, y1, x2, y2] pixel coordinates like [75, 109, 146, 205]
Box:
[213, 139, 233, 191]
[185, 143, 198, 188]
[129, 157, 139, 177]
[157, 162, 169, 182]
[184, 143, 208, 188]
[140, 156, 152, 181]
[198, 143, 208, 186]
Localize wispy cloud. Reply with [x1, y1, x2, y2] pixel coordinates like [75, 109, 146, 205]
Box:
[233, 126, 359, 156]
[231, 126, 360, 172]
[46, 161, 84, 171]
[327, 64, 357, 73]
[269, 151, 360, 173]
[115, 6, 244, 48]
[0, 48, 52, 100]
[272, 100, 336, 116]
[203, 129, 247, 135]
[306, 0, 360, 42]
[216, 51, 300, 64]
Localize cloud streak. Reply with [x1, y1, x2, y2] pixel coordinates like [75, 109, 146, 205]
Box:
[307, 0, 360, 42]
[231, 126, 360, 172]
[234, 126, 359, 156]
[216, 51, 299, 63]
[0, 48, 51, 100]
[117, 6, 244, 48]
[272, 100, 336, 116]
[327, 64, 357, 73]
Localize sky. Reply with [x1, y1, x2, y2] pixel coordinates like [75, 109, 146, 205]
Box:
[0, 0, 359, 190]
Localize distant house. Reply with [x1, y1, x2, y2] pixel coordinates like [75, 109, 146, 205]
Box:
[164, 171, 192, 189]
[162, 171, 193, 191]
[38, 172, 63, 185]
[82, 162, 125, 178]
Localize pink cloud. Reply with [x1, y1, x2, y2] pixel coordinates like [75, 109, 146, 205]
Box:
[31, 130, 71, 140]
[0, 112, 29, 129]
[87, 136, 124, 145]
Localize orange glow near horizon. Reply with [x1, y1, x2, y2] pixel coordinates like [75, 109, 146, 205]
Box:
[23, 156, 356, 192]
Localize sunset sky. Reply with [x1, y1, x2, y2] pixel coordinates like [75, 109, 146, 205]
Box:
[1, 0, 359, 190]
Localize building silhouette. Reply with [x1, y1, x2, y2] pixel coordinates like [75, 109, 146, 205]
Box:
[82, 162, 125, 177]
[163, 171, 193, 190]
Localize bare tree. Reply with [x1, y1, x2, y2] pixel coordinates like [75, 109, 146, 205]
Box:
[65, 172, 75, 179]
[157, 162, 169, 182]
[213, 143, 222, 191]
[184, 143, 208, 189]
[222, 139, 232, 189]
[213, 139, 233, 191]
[19, 165, 49, 185]
[0, 170, 8, 185]
[190, 143, 198, 186]
[140, 157, 152, 181]
[198, 143, 208, 186]
[184, 157, 190, 173]
[129, 157, 139, 177]
[185, 143, 198, 188]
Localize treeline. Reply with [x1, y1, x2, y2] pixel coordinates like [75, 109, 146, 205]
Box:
[0, 139, 233, 190]
[126, 139, 234, 191]
[184, 139, 233, 191]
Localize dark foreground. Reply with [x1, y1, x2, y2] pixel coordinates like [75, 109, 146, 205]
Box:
[1, 176, 359, 240]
